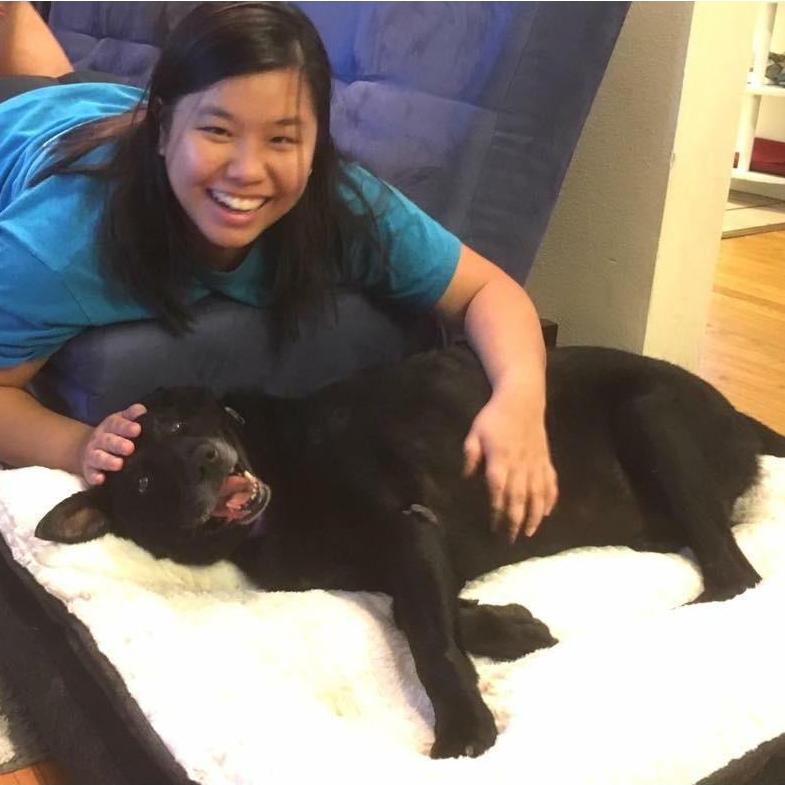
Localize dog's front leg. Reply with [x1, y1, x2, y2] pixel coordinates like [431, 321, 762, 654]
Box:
[387, 505, 497, 759]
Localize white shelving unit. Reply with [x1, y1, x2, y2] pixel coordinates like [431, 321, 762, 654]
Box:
[731, 2, 785, 199]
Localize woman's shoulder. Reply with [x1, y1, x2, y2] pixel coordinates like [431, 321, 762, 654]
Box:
[336, 160, 445, 233]
[1, 80, 142, 110]
[1, 169, 108, 278]
[337, 161, 419, 221]
[0, 82, 143, 209]
[0, 81, 143, 130]
[0, 171, 154, 339]
[337, 161, 386, 202]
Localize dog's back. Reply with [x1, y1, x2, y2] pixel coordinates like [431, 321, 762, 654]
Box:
[234, 344, 777, 585]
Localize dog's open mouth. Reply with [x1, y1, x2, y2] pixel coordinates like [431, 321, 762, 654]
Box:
[210, 468, 270, 525]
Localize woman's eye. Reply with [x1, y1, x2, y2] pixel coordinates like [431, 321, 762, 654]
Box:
[137, 476, 150, 495]
[270, 136, 297, 146]
[199, 126, 231, 138]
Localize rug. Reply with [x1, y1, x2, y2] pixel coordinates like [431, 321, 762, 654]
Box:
[2, 459, 785, 784]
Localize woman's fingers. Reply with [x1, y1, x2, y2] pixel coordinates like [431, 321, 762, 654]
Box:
[463, 433, 483, 477]
[80, 404, 146, 484]
[521, 482, 546, 541]
[486, 457, 559, 543]
[482, 459, 507, 531]
[123, 403, 147, 422]
[106, 406, 145, 438]
[98, 431, 136, 457]
[86, 446, 124, 472]
[83, 465, 105, 486]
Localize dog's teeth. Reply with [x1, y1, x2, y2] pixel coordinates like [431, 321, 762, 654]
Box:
[242, 470, 260, 501]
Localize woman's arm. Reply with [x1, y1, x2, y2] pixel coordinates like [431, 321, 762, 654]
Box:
[0, 359, 145, 483]
[435, 244, 558, 543]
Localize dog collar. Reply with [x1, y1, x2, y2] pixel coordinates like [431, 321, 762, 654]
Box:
[248, 508, 270, 538]
[247, 482, 272, 538]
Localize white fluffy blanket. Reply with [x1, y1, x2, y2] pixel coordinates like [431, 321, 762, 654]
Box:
[2, 460, 785, 785]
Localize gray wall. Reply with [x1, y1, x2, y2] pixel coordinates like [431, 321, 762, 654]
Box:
[527, 3, 694, 352]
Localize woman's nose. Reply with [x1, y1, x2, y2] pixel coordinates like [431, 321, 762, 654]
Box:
[225, 139, 268, 184]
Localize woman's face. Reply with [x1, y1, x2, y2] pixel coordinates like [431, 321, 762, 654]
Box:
[159, 68, 318, 269]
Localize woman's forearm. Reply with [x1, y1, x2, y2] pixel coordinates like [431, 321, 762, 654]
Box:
[436, 245, 557, 540]
[0, 385, 90, 473]
[462, 276, 547, 410]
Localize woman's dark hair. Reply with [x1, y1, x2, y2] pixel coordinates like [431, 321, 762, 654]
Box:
[34, 2, 381, 338]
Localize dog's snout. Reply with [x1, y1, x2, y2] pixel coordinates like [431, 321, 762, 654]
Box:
[198, 444, 219, 464]
[192, 439, 237, 480]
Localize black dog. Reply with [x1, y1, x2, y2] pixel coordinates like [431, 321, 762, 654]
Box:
[36, 344, 785, 758]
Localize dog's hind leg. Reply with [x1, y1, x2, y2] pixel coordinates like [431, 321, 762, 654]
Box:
[614, 392, 761, 603]
[386, 505, 497, 759]
[458, 599, 557, 660]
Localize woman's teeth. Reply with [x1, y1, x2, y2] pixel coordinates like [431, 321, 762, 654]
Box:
[209, 189, 268, 212]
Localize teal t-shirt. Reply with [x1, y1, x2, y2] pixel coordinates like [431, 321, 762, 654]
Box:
[0, 82, 461, 368]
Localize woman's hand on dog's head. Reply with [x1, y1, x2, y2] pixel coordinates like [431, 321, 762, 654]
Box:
[80, 404, 147, 485]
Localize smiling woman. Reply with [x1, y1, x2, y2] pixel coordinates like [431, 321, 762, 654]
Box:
[0, 1, 558, 544]
[159, 69, 318, 268]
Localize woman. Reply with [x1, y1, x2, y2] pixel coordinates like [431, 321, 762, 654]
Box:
[0, 2, 557, 543]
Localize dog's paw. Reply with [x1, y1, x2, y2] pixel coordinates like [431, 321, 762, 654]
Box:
[459, 601, 558, 660]
[430, 699, 497, 759]
[694, 577, 760, 603]
[694, 562, 762, 603]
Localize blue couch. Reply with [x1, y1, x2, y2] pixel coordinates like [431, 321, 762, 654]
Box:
[29, 1, 628, 423]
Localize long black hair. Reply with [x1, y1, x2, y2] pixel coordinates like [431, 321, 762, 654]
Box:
[33, 2, 382, 338]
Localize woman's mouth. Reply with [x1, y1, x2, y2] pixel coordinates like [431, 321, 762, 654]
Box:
[207, 189, 271, 222]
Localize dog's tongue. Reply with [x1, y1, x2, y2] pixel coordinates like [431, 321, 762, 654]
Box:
[212, 474, 255, 520]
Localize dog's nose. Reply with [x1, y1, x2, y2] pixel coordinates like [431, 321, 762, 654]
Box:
[196, 443, 219, 464]
[192, 439, 235, 481]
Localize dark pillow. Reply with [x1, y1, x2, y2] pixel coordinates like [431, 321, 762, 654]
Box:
[30, 291, 444, 425]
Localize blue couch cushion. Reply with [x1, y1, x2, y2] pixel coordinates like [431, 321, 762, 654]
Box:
[29, 292, 444, 425]
[296, 2, 629, 282]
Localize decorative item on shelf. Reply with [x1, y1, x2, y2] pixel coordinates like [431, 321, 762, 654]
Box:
[765, 51, 785, 85]
[731, 5, 785, 197]
[750, 137, 785, 176]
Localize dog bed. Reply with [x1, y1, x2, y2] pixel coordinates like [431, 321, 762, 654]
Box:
[2, 459, 785, 785]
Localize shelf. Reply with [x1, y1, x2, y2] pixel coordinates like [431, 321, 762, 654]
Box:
[731, 168, 785, 200]
[732, 168, 785, 183]
[732, 3, 784, 197]
[745, 82, 785, 97]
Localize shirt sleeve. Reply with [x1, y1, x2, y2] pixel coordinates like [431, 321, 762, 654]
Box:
[338, 164, 461, 309]
[0, 232, 86, 368]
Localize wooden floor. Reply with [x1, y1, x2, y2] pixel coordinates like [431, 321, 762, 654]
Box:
[0, 762, 70, 785]
[699, 229, 785, 434]
[3, 229, 785, 785]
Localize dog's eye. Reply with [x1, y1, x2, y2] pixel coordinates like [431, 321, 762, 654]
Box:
[165, 420, 183, 435]
[224, 406, 245, 427]
[137, 476, 150, 495]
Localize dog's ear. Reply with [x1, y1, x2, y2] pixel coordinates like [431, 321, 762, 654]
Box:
[35, 488, 112, 544]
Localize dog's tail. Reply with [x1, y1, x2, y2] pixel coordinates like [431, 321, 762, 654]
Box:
[739, 413, 785, 457]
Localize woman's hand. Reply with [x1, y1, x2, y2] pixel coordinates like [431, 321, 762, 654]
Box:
[463, 387, 558, 543]
[79, 404, 147, 485]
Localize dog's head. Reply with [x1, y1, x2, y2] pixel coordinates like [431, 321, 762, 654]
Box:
[36, 388, 270, 564]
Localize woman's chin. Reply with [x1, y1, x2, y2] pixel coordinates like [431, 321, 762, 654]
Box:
[197, 225, 263, 265]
